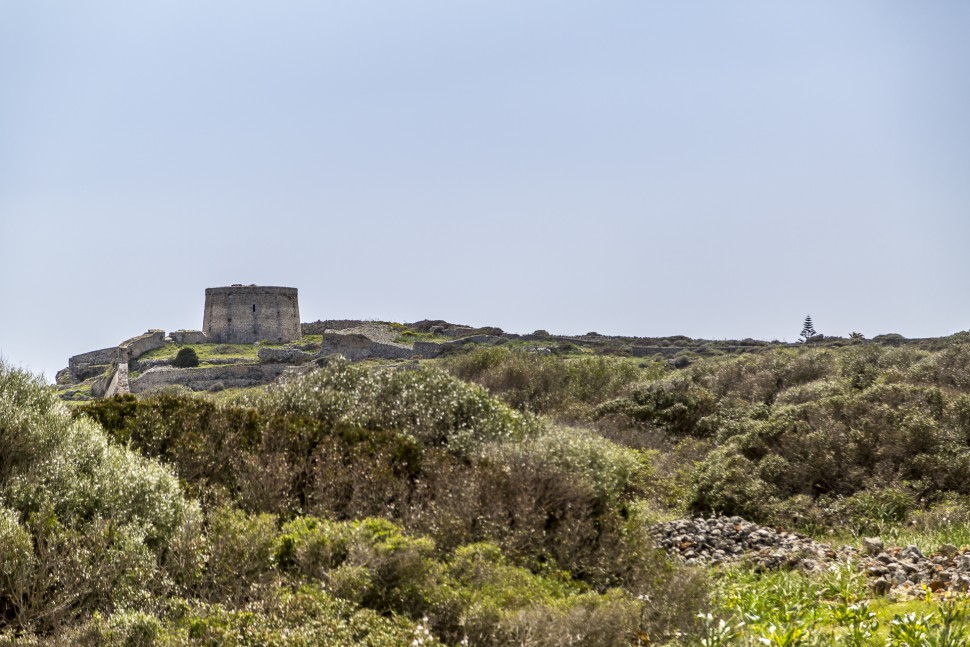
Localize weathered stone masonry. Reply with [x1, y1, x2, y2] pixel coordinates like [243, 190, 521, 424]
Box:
[203, 285, 301, 344]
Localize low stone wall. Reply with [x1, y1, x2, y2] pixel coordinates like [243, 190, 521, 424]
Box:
[130, 364, 287, 393]
[170, 330, 209, 344]
[319, 333, 415, 361]
[411, 336, 506, 358]
[73, 363, 114, 382]
[302, 320, 366, 335]
[67, 331, 167, 384]
[629, 345, 764, 358]
[129, 358, 172, 372]
[412, 341, 444, 358]
[629, 346, 684, 358]
[120, 330, 167, 361]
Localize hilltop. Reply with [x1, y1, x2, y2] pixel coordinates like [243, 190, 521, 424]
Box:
[56, 315, 966, 402]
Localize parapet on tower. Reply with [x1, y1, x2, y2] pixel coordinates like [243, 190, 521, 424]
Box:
[202, 285, 301, 344]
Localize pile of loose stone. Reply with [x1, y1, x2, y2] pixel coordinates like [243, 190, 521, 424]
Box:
[651, 517, 970, 598]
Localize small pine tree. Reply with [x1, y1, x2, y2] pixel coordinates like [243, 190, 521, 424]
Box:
[800, 315, 817, 342]
[173, 347, 200, 368]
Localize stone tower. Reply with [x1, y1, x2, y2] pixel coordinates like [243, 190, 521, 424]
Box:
[202, 285, 301, 344]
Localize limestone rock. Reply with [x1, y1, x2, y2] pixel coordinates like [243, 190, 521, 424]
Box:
[939, 544, 959, 558]
[863, 537, 884, 556]
[870, 577, 892, 596]
[651, 516, 970, 599]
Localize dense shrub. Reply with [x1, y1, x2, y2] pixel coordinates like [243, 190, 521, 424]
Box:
[250, 359, 536, 452]
[78, 586, 442, 647]
[679, 345, 970, 525]
[76, 361, 705, 640]
[444, 347, 653, 419]
[203, 506, 279, 603]
[596, 379, 718, 438]
[272, 516, 699, 646]
[0, 362, 199, 631]
[173, 347, 201, 368]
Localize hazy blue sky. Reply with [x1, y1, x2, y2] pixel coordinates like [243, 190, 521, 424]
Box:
[2, 1, 968, 381]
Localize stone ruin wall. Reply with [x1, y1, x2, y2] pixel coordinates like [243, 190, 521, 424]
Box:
[129, 364, 288, 394]
[203, 286, 301, 344]
[65, 330, 167, 383]
[120, 330, 167, 361]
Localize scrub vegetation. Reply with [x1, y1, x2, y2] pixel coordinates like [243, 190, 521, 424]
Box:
[7, 330, 970, 644]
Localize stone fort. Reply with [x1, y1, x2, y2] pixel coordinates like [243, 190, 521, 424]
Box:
[203, 285, 302, 344]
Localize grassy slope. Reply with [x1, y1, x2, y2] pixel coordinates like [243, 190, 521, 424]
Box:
[136, 334, 324, 365]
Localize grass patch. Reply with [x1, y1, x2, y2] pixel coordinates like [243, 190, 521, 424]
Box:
[705, 557, 970, 646]
[137, 336, 322, 366]
[394, 331, 451, 344]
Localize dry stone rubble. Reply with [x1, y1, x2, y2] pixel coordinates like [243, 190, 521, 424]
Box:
[651, 517, 970, 598]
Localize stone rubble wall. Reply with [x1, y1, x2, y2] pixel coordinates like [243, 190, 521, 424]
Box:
[319, 333, 415, 361]
[170, 330, 209, 344]
[120, 330, 167, 361]
[68, 347, 125, 381]
[651, 517, 970, 598]
[66, 331, 167, 384]
[130, 364, 288, 393]
[302, 320, 368, 334]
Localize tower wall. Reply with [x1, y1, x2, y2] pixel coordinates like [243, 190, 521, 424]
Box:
[203, 286, 301, 344]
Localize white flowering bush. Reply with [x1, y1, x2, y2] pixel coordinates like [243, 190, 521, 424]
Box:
[251, 360, 537, 453]
[0, 362, 200, 629]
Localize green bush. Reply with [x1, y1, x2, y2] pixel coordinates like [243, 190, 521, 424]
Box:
[2, 349, 734, 643]
[596, 379, 718, 437]
[82, 585, 443, 647]
[77, 371, 677, 595]
[688, 447, 779, 518]
[271, 515, 686, 645]
[202, 506, 278, 603]
[444, 347, 651, 419]
[0, 362, 199, 630]
[676, 343, 970, 525]
[173, 347, 200, 368]
[277, 516, 436, 614]
[250, 359, 535, 453]
[822, 486, 917, 535]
